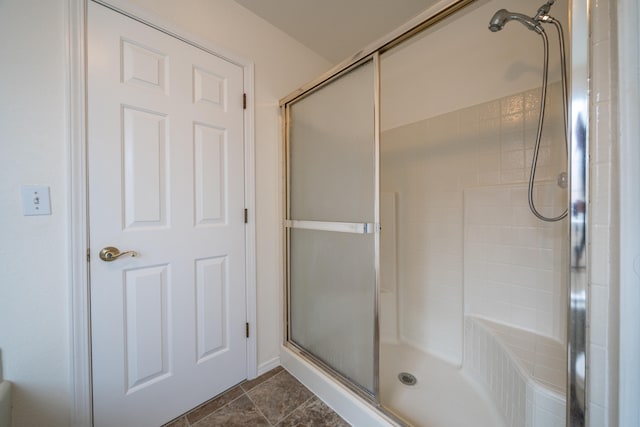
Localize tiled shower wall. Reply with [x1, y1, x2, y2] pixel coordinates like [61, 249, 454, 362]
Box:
[464, 182, 567, 341]
[380, 82, 567, 364]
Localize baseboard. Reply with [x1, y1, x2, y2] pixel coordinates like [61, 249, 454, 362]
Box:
[256, 356, 281, 377]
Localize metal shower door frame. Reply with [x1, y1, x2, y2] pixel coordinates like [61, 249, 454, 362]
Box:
[567, 0, 589, 425]
[282, 53, 382, 403]
[280, 0, 589, 425]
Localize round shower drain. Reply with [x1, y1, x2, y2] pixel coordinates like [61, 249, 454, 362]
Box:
[398, 372, 417, 386]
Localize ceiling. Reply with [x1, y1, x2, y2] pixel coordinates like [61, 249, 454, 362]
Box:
[233, 0, 440, 64]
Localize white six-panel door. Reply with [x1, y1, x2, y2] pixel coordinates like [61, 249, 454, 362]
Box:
[88, 3, 247, 425]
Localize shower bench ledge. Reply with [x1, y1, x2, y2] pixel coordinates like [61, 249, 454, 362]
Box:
[464, 316, 566, 427]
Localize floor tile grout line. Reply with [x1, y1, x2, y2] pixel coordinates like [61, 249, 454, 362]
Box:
[243, 387, 275, 426]
[243, 370, 314, 426]
[268, 387, 317, 426]
[193, 391, 245, 427]
[167, 368, 335, 427]
[165, 369, 282, 426]
[189, 390, 250, 426]
[277, 394, 317, 424]
[297, 394, 316, 411]
[177, 382, 245, 426]
[164, 414, 190, 427]
[239, 370, 291, 425]
[242, 369, 285, 394]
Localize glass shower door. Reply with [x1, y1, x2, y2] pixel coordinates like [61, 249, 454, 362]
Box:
[285, 58, 378, 397]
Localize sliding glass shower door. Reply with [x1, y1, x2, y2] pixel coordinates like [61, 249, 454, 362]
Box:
[285, 57, 379, 397]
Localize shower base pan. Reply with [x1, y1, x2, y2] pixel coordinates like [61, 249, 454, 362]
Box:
[380, 342, 505, 427]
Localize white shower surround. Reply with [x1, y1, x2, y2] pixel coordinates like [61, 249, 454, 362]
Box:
[463, 182, 567, 341]
[374, 2, 571, 426]
[381, 82, 568, 364]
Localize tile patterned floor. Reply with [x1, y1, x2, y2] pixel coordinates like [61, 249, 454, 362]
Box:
[163, 367, 351, 427]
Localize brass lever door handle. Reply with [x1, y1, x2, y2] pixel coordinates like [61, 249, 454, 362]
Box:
[99, 246, 138, 262]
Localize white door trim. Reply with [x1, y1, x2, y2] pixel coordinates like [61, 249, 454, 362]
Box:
[67, 1, 257, 425]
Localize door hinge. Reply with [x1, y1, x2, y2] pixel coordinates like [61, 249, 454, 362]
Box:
[242, 93, 247, 109]
[245, 322, 250, 338]
[244, 208, 248, 224]
[87, 248, 90, 262]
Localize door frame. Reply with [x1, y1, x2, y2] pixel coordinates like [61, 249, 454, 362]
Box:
[68, 1, 257, 425]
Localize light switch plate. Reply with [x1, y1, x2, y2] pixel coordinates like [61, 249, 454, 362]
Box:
[22, 185, 51, 216]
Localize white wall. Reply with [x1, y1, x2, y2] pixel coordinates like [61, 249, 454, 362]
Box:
[0, 1, 330, 425]
[0, 1, 72, 426]
[382, 0, 568, 131]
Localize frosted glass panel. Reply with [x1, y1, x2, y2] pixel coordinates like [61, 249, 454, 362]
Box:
[289, 61, 375, 223]
[290, 228, 376, 393]
[287, 59, 377, 396]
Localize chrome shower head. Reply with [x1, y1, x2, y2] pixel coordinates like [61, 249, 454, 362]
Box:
[488, 9, 543, 34]
[488, 9, 509, 32]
